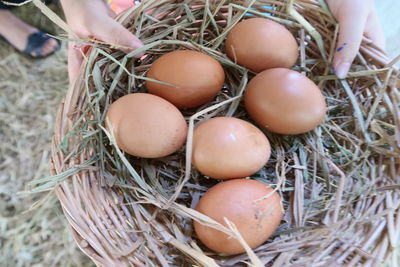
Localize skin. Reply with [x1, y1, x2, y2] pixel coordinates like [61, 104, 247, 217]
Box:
[61, 0, 385, 83]
[60, 0, 144, 83]
[0, 10, 58, 57]
[327, 0, 385, 79]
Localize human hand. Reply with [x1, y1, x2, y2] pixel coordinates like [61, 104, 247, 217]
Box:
[60, 0, 144, 83]
[326, 0, 385, 79]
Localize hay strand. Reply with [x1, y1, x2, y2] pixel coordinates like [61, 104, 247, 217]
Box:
[29, 0, 400, 266]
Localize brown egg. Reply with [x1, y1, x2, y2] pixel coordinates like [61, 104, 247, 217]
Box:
[146, 50, 225, 109]
[244, 68, 326, 135]
[226, 18, 298, 72]
[192, 117, 270, 180]
[106, 93, 187, 158]
[194, 179, 283, 255]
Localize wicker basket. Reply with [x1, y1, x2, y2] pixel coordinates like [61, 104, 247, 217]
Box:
[50, 0, 400, 266]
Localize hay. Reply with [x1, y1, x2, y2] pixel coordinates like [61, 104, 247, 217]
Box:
[0, 3, 91, 266]
[25, 0, 400, 266]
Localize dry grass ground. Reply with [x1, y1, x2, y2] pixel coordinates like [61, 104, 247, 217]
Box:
[0, 1, 398, 267]
[0, 3, 92, 266]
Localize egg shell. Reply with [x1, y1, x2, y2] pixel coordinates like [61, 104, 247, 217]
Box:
[194, 179, 283, 255]
[192, 117, 270, 179]
[106, 93, 187, 158]
[146, 50, 225, 109]
[244, 68, 327, 134]
[226, 18, 298, 72]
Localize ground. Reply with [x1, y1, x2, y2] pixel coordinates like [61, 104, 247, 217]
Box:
[0, 1, 399, 267]
[0, 3, 92, 267]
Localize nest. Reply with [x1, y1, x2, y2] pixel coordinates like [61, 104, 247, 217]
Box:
[46, 0, 400, 266]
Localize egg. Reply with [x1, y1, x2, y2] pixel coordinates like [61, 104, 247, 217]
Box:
[106, 93, 187, 158]
[192, 117, 270, 180]
[225, 18, 298, 72]
[244, 68, 326, 135]
[194, 179, 283, 255]
[146, 50, 225, 109]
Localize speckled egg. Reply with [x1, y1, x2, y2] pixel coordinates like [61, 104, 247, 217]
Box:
[194, 179, 283, 255]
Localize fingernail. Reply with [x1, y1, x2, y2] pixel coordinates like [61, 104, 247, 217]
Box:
[131, 41, 145, 58]
[131, 40, 143, 49]
[335, 62, 351, 79]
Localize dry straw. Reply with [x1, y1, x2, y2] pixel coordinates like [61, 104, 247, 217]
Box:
[31, 0, 400, 266]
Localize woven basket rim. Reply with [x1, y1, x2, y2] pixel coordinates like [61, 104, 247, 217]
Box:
[49, 1, 400, 266]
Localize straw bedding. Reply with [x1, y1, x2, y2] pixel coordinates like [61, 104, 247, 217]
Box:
[44, 0, 400, 266]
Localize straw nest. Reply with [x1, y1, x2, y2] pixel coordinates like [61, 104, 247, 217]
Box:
[45, 0, 400, 266]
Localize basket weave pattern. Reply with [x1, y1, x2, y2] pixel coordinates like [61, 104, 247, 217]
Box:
[50, 1, 400, 266]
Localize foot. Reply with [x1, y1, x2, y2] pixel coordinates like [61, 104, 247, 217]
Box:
[0, 10, 59, 57]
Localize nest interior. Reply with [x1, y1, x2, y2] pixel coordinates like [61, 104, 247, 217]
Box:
[47, 0, 400, 266]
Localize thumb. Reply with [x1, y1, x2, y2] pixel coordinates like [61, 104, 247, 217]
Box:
[90, 17, 144, 58]
[332, 5, 369, 79]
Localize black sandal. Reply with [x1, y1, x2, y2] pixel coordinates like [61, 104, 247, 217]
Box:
[23, 31, 61, 59]
[0, 30, 60, 59]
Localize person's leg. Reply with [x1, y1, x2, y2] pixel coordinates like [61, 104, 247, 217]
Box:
[0, 0, 25, 10]
[0, 1, 59, 57]
[0, 0, 58, 10]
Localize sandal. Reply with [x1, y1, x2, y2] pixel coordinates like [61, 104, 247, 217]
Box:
[0, 30, 61, 59]
[23, 31, 61, 59]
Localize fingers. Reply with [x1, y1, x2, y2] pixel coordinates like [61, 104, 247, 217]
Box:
[63, 0, 145, 88]
[364, 9, 386, 50]
[88, 16, 144, 58]
[68, 41, 85, 84]
[332, 3, 369, 79]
